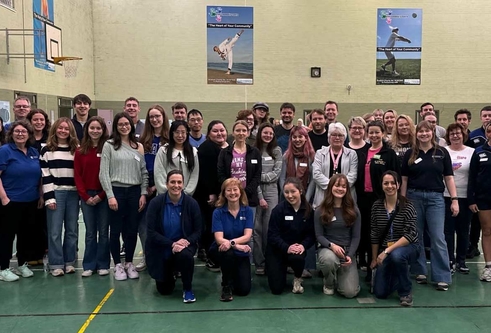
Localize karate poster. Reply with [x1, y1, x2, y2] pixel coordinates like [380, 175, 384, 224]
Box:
[376, 9, 422, 85]
[33, 0, 55, 71]
[207, 6, 253, 85]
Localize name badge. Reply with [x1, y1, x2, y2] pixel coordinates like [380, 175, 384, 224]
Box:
[30, 155, 36, 159]
[240, 216, 246, 220]
[332, 216, 337, 221]
[264, 156, 272, 161]
[134, 155, 140, 162]
[480, 158, 489, 162]
[251, 159, 258, 164]
[474, 138, 480, 144]
[285, 216, 294, 220]
[97, 153, 101, 158]
[479, 153, 487, 158]
[414, 157, 422, 164]
[299, 162, 308, 167]
[373, 155, 381, 159]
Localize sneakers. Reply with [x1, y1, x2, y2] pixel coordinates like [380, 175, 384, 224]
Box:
[205, 259, 220, 272]
[51, 269, 65, 277]
[392, 70, 400, 76]
[197, 249, 207, 262]
[17, 263, 34, 278]
[323, 277, 334, 295]
[120, 246, 126, 257]
[135, 259, 147, 272]
[381, 64, 387, 71]
[82, 270, 93, 277]
[400, 294, 413, 307]
[183, 290, 196, 303]
[125, 263, 139, 279]
[416, 275, 427, 284]
[220, 286, 233, 302]
[98, 269, 110, 276]
[449, 262, 456, 275]
[466, 246, 480, 259]
[301, 269, 312, 279]
[292, 277, 304, 294]
[114, 263, 127, 281]
[65, 265, 76, 274]
[286, 267, 294, 274]
[457, 262, 470, 274]
[480, 267, 491, 282]
[255, 267, 265, 275]
[0, 268, 20, 282]
[436, 282, 449, 291]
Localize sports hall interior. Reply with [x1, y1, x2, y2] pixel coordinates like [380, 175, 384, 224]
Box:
[1, 1, 491, 332]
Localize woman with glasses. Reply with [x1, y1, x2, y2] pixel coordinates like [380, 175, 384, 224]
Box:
[0, 121, 41, 281]
[443, 123, 474, 274]
[154, 120, 199, 196]
[100, 112, 148, 281]
[348, 117, 368, 151]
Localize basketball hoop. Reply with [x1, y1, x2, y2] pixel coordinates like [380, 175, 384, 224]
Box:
[52, 57, 82, 78]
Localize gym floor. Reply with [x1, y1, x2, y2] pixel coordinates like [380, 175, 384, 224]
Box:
[2, 222, 490, 333]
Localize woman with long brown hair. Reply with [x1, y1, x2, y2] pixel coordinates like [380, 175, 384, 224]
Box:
[315, 173, 361, 298]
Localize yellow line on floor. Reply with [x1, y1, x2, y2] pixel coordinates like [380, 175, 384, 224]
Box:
[77, 288, 114, 333]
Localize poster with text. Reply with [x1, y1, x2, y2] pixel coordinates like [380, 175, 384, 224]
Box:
[207, 6, 253, 85]
[0, 101, 10, 124]
[376, 8, 422, 85]
[33, 0, 55, 71]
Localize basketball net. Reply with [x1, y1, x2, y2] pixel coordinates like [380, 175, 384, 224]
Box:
[63, 59, 80, 78]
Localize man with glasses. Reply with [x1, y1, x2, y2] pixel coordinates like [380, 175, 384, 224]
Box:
[123, 97, 144, 138]
[308, 109, 328, 151]
[4, 97, 31, 131]
[187, 109, 205, 148]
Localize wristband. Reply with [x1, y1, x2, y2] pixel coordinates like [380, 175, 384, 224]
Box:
[451, 197, 458, 201]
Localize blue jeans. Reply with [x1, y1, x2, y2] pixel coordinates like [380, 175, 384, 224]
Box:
[80, 190, 110, 271]
[109, 186, 142, 265]
[444, 197, 471, 264]
[46, 190, 80, 270]
[373, 243, 420, 298]
[407, 189, 451, 283]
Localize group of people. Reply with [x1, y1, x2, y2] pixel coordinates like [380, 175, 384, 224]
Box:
[1, 96, 491, 307]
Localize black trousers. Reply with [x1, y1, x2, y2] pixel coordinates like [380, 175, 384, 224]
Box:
[469, 213, 481, 248]
[357, 192, 377, 267]
[0, 200, 38, 269]
[26, 205, 47, 261]
[266, 247, 306, 295]
[217, 249, 251, 296]
[155, 247, 195, 295]
[198, 199, 215, 255]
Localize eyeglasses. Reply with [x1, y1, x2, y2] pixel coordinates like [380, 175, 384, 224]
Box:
[14, 105, 30, 109]
[174, 131, 187, 136]
[188, 118, 203, 123]
[330, 134, 345, 138]
[449, 132, 462, 137]
[246, 117, 254, 122]
[13, 130, 28, 135]
[117, 122, 131, 128]
[350, 126, 364, 131]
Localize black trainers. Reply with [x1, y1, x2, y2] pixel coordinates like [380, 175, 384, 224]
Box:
[449, 262, 456, 275]
[197, 249, 207, 262]
[457, 262, 470, 274]
[436, 282, 449, 291]
[205, 259, 220, 272]
[220, 286, 233, 302]
[416, 275, 427, 284]
[400, 294, 413, 307]
[466, 246, 480, 259]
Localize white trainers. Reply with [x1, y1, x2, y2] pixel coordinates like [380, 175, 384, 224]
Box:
[65, 265, 76, 274]
[98, 269, 110, 276]
[0, 268, 20, 282]
[114, 263, 127, 281]
[82, 270, 93, 277]
[480, 267, 491, 282]
[135, 259, 146, 272]
[323, 277, 334, 295]
[292, 277, 304, 294]
[125, 262, 139, 279]
[51, 269, 65, 277]
[17, 263, 34, 278]
[392, 70, 400, 76]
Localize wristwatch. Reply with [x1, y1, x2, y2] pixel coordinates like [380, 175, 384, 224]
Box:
[230, 240, 236, 247]
[451, 197, 458, 201]
[383, 249, 390, 255]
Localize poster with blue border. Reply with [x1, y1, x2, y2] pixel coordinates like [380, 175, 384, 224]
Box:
[376, 8, 422, 85]
[207, 6, 253, 85]
[33, 0, 55, 71]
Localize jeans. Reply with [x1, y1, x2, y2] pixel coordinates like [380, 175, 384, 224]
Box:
[407, 189, 451, 283]
[444, 197, 472, 264]
[80, 190, 110, 271]
[373, 243, 420, 298]
[318, 247, 360, 298]
[109, 185, 142, 265]
[46, 190, 80, 270]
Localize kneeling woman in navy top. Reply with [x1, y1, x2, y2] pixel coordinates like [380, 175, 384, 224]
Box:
[145, 170, 202, 303]
[371, 171, 419, 306]
[266, 177, 315, 295]
[212, 178, 254, 302]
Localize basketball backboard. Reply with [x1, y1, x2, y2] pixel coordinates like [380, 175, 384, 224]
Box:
[45, 21, 62, 65]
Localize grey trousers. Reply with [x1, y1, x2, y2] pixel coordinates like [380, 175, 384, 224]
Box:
[253, 184, 278, 268]
[318, 247, 360, 298]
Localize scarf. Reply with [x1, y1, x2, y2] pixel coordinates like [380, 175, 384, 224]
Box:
[287, 145, 310, 190]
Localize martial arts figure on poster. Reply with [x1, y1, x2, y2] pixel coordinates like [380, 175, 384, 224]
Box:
[213, 29, 244, 75]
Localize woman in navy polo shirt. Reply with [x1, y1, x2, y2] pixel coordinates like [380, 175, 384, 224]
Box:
[468, 122, 491, 282]
[212, 178, 254, 302]
[266, 177, 315, 295]
[401, 120, 459, 291]
[146, 170, 202, 303]
[0, 120, 42, 281]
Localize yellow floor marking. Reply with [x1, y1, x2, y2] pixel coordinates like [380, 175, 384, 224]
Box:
[77, 288, 114, 333]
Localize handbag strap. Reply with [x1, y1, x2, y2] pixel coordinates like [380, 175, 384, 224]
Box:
[379, 204, 400, 247]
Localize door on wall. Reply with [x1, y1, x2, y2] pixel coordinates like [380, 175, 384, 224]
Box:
[97, 109, 113, 135]
[59, 97, 73, 119]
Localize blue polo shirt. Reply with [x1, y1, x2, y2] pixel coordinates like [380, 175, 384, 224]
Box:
[0, 143, 41, 202]
[162, 192, 184, 242]
[401, 147, 453, 192]
[212, 204, 254, 257]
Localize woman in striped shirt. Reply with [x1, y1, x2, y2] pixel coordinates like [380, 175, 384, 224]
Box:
[371, 171, 419, 306]
[40, 117, 80, 277]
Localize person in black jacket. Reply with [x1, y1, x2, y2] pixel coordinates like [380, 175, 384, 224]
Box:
[145, 170, 202, 303]
[266, 177, 315, 295]
[217, 120, 262, 212]
[194, 120, 229, 270]
[354, 120, 399, 281]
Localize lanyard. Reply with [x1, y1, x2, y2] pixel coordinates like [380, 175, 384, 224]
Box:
[330, 148, 342, 172]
